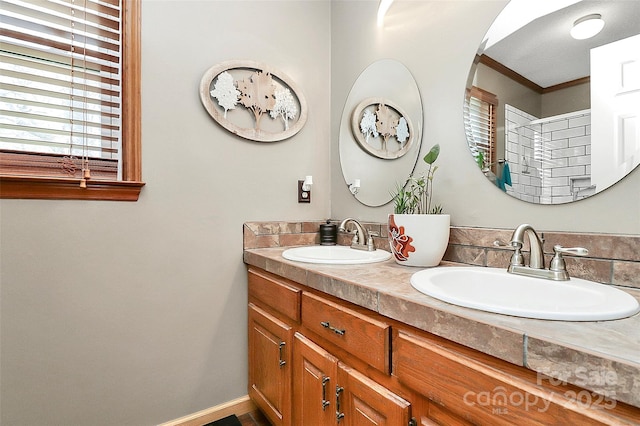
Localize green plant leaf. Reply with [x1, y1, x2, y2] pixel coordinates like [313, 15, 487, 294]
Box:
[476, 151, 484, 169]
[391, 183, 411, 214]
[423, 144, 440, 165]
[428, 165, 439, 181]
[392, 143, 444, 215]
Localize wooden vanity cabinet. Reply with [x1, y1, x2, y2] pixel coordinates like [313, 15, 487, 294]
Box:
[247, 266, 640, 426]
[294, 315, 411, 426]
[248, 268, 302, 426]
[249, 267, 413, 426]
[393, 330, 640, 426]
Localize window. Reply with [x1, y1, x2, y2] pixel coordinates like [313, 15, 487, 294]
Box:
[0, 0, 142, 201]
[465, 86, 497, 173]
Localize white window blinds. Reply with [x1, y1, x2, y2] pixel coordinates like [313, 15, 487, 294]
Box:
[464, 86, 497, 171]
[0, 0, 121, 180]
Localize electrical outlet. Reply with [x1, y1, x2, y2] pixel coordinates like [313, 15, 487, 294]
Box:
[298, 180, 311, 203]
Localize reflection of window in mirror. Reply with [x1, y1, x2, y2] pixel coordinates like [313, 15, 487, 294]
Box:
[466, 87, 498, 174]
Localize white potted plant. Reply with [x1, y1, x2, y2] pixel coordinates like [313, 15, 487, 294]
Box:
[388, 144, 450, 267]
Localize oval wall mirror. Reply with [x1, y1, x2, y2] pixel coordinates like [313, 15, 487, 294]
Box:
[464, 0, 640, 204]
[340, 59, 423, 207]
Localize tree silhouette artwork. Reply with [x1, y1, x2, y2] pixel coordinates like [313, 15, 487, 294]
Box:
[200, 60, 308, 142]
[396, 117, 409, 145]
[237, 71, 276, 130]
[375, 103, 399, 152]
[351, 97, 414, 159]
[270, 87, 298, 130]
[210, 71, 239, 119]
[359, 109, 379, 142]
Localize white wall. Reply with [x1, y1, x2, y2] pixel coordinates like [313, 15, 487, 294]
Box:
[0, 1, 331, 425]
[331, 0, 640, 234]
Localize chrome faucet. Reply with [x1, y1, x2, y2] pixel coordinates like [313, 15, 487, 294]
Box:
[504, 223, 588, 281]
[338, 218, 375, 251]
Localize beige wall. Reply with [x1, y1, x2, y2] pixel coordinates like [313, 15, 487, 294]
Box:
[0, 1, 330, 425]
[470, 64, 590, 165]
[541, 82, 590, 117]
[331, 0, 640, 234]
[473, 62, 541, 164]
[2, 1, 640, 425]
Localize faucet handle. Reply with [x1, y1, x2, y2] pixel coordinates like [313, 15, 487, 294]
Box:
[550, 245, 588, 274]
[553, 245, 588, 256]
[493, 239, 509, 247]
[494, 240, 525, 266]
[349, 230, 359, 245]
[493, 239, 519, 249]
[366, 232, 378, 251]
[493, 240, 524, 266]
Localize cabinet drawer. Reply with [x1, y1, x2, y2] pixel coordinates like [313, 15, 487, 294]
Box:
[249, 268, 301, 322]
[393, 330, 615, 426]
[301, 292, 390, 374]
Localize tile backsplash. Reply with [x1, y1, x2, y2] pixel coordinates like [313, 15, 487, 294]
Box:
[243, 221, 640, 289]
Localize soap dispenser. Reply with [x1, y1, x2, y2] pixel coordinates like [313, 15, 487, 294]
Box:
[319, 220, 337, 245]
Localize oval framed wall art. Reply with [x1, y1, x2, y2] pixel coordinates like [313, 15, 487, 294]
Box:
[350, 97, 414, 160]
[199, 60, 308, 142]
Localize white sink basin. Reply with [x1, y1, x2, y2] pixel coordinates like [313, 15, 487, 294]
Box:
[411, 267, 640, 321]
[282, 245, 391, 265]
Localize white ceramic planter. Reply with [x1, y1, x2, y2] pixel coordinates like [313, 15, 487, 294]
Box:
[388, 213, 451, 267]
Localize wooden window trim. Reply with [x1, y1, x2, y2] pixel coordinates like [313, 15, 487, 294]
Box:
[467, 86, 498, 173]
[0, 0, 144, 201]
[469, 86, 497, 106]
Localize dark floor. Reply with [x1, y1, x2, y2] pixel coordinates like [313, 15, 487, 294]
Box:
[237, 410, 272, 426]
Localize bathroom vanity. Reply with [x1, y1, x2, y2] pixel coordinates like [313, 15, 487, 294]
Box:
[244, 246, 640, 426]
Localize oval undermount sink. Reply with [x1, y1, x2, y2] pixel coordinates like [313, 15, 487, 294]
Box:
[282, 245, 391, 265]
[411, 267, 640, 321]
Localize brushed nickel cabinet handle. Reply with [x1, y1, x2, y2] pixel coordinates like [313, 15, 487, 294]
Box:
[320, 321, 346, 336]
[336, 385, 345, 422]
[322, 376, 330, 411]
[278, 341, 286, 367]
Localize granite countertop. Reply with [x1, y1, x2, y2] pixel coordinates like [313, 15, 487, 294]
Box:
[243, 246, 640, 409]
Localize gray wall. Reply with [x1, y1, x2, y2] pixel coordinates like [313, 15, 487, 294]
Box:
[331, 0, 640, 234]
[0, 1, 330, 425]
[2, 1, 639, 425]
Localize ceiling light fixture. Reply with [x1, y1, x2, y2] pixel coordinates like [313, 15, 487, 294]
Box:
[377, 0, 394, 27]
[570, 14, 605, 40]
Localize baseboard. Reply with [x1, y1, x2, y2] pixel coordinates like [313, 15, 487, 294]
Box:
[158, 395, 257, 426]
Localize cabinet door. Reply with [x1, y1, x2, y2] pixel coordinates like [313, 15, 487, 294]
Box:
[248, 303, 293, 426]
[337, 362, 411, 426]
[293, 332, 339, 426]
